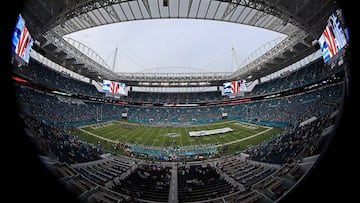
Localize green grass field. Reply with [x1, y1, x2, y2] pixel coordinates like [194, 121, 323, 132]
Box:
[71, 119, 281, 155]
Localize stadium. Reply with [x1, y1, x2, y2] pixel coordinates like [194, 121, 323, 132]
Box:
[4, 0, 353, 202]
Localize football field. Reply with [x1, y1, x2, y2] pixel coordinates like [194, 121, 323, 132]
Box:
[76, 120, 280, 149]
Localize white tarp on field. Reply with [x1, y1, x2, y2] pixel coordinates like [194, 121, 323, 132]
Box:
[189, 127, 233, 137]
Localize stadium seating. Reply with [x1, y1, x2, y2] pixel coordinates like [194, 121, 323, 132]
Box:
[111, 163, 172, 202]
[127, 91, 222, 104]
[12, 53, 346, 202]
[243, 109, 338, 164]
[13, 58, 107, 98]
[248, 58, 345, 97]
[177, 164, 237, 202]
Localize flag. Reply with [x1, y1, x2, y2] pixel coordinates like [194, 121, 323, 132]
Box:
[318, 12, 348, 63]
[12, 14, 33, 63]
[110, 81, 119, 94]
[17, 26, 30, 58]
[329, 13, 347, 50]
[103, 80, 127, 95]
[231, 81, 239, 93]
[323, 26, 337, 57]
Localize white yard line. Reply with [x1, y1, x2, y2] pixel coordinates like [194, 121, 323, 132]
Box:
[143, 126, 158, 145]
[78, 127, 117, 144]
[178, 127, 183, 146]
[160, 128, 167, 147]
[215, 126, 273, 147]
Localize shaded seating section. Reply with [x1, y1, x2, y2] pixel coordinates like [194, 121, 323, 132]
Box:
[60, 174, 99, 197]
[252, 176, 292, 201]
[13, 58, 106, 98]
[53, 162, 79, 178]
[111, 163, 171, 202]
[212, 153, 311, 202]
[13, 57, 344, 103]
[249, 58, 344, 97]
[58, 172, 134, 202]
[225, 190, 273, 203]
[127, 91, 222, 104]
[16, 85, 127, 127]
[72, 156, 134, 186]
[177, 164, 237, 202]
[211, 151, 317, 202]
[217, 156, 277, 188]
[48, 158, 310, 203]
[272, 163, 305, 183]
[81, 186, 134, 203]
[251, 163, 307, 201]
[50, 161, 135, 202]
[173, 190, 270, 203]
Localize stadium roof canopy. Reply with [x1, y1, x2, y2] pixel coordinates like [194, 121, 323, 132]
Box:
[22, 0, 338, 86]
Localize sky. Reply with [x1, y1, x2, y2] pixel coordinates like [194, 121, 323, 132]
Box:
[65, 19, 285, 73]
